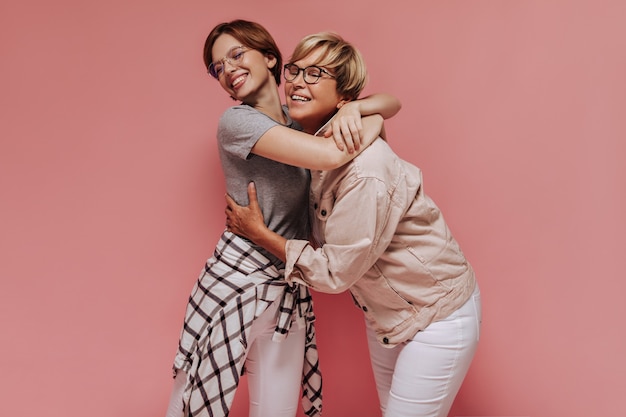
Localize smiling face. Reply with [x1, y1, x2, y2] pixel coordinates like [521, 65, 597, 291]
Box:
[285, 48, 346, 134]
[210, 33, 278, 103]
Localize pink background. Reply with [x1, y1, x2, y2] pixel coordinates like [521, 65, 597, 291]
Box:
[1, 1, 625, 416]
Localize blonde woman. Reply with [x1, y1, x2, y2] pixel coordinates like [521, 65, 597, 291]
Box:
[226, 32, 481, 417]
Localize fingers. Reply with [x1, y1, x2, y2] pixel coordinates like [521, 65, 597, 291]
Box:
[247, 182, 259, 207]
[343, 118, 362, 151]
[224, 211, 231, 232]
[329, 125, 346, 152]
[334, 128, 355, 153]
[225, 183, 258, 211]
[330, 116, 364, 154]
[224, 193, 238, 232]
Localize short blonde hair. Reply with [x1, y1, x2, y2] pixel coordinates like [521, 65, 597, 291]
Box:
[289, 32, 367, 100]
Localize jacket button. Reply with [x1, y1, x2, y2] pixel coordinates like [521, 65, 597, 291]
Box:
[321, 209, 327, 216]
[382, 337, 389, 344]
[362, 306, 368, 312]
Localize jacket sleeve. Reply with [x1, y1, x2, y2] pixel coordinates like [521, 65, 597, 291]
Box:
[284, 175, 399, 294]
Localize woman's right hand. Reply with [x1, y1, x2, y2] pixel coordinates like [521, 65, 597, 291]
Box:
[322, 93, 400, 153]
[225, 182, 289, 262]
[225, 182, 267, 242]
[321, 101, 363, 153]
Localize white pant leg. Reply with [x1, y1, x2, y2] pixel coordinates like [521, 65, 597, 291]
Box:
[245, 300, 306, 417]
[165, 369, 187, 417]
[369, 286, 481, 417]
[366, 323, 402, 414]
[164, 300, 305, 417]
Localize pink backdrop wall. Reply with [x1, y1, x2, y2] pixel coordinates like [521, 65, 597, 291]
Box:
[1, 1, 624, 416]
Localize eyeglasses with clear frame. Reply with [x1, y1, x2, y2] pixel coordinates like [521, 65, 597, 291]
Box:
[208, 46, 249, 79]
[283, 64, 335, 84]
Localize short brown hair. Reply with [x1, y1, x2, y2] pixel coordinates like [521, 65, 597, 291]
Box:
[289, 32, 367, 100]
[203, 20, 282, 85]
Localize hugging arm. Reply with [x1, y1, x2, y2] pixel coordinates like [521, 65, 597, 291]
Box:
[324, 93, 401, 146]
[226, 175, 395, 294]
[251, 94, 400, 171]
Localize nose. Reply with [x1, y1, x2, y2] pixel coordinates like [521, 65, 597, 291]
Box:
[223, 59, 237, 73]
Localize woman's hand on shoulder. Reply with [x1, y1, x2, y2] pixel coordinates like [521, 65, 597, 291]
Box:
[321, 93, 401, 153]
[322, 101, 364, 153]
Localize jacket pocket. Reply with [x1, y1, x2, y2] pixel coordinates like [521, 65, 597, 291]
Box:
[314, 192, 335, 222]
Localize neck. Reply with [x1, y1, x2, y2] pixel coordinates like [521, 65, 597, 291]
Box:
[293, 109, 338, 136]
[243, 78, 286, 124]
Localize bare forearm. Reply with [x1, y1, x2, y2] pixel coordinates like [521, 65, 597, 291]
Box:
[253, 127, 364, 171]
[360, 114, 384, 146]
[250, 226, 288, 263]
[354, 93, 401, 119]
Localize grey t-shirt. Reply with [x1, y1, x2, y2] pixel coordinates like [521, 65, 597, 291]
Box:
[217, 105, 310, 264]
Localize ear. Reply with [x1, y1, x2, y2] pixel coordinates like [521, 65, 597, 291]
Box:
[336, 98, 351, 109]
[265, 53, 277, 69]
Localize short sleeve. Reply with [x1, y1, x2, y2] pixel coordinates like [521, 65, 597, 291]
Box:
[217, 106, 282, 160]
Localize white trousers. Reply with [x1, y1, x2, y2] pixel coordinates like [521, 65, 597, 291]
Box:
[366, 286, 482, 417]
[165, 299, 306, 417]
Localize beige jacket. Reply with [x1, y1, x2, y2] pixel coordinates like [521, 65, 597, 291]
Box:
[285, 139, 476, 347]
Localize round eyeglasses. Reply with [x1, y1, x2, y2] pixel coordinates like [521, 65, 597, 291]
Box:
[208, 46, 249, 79]
[283, 64, 335, 84]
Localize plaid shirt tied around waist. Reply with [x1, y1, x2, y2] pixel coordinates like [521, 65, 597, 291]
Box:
[173, 232, 323, 416]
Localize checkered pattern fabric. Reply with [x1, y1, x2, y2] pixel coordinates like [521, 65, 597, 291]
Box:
[172, 232, 323, 417]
